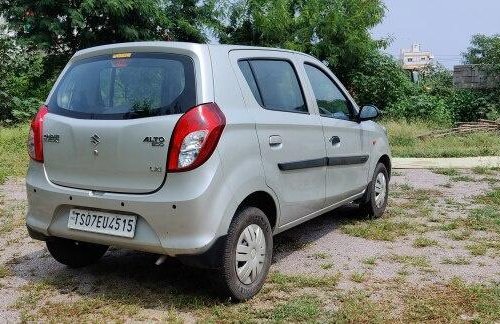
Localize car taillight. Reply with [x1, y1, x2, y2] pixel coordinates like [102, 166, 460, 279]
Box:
[28, 105, 48, 162]
[167, 103, 226, 172]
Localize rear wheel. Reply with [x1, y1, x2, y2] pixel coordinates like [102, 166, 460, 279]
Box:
[216, 206, 273, 301]
[46, 237, 108, 268]
[360, 163, 389, 218]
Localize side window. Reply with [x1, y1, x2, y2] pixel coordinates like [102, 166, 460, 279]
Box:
[238, 59, 307, 114]
[238, 60, 263, 106]
[304, 64, 351, 120]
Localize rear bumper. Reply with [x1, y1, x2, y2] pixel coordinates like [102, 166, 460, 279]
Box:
[25, 153, 229, 257]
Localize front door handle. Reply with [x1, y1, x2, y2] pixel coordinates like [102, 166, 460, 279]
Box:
[329, 136, 341, 145]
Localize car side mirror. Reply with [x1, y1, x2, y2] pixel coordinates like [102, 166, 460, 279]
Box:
[358, 105, 380, 122]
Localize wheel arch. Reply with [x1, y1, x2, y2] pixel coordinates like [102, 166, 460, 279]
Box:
[237, 191, 278, 231]
[377, 154, 392, 178]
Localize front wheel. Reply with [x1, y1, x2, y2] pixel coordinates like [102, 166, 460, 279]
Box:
[360, 163, 389, 218]
[216, 206, 273, 301]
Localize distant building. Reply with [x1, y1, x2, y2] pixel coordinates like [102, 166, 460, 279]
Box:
[400, 44, 434, 71]
[453, 64, 497, 89]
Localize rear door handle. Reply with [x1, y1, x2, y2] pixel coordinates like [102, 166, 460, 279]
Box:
[329, 136, 341, 145]
[269, 135, 283, 147]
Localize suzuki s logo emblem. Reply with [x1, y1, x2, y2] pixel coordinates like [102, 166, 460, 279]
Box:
[90, 134, 101, 146]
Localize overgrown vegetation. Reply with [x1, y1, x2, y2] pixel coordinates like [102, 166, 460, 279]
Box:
[0, 1, 499, 127]
[0, 124, 29, 183]
[383, 120, 500, 157]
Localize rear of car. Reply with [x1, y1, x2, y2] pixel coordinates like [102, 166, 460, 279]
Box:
[26, 42, 232, 256]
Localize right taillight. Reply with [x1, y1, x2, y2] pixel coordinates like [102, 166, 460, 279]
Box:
[28, 105, 48, 162]
[167, 103, 226, 172]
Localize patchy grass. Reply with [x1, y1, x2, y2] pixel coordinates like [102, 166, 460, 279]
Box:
[362, 257, 378, 266]
[466, 243, 489, 256]
[270, 295, 321, 322]
[342, 219, 421, 242]
[311, 252, 329, 260]
[431, 168, 460, 176]
[472, 166, 498, 175]
[402, 279, 500, 323]
[0, 199, 26, 235]
[350, 272, 366, 283]
[447, 229, 473, 241]
[0, 124, 29, 184]
[412, 236, 438, 248]
[383, 120, 500, 158]
[441, 256, 471, 265]
[320, 263, 333, 270]
[268, 272, 341, 291]
[329, 291, 391, 323]
[0, 264, 11, 278]
[451, 175, 475, 182]
[390, 255, 431, 269]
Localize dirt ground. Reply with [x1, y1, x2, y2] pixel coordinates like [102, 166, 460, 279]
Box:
[0, 168, 499, 323]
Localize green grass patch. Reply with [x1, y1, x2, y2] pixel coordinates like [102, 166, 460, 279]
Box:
[342, 219, 421, 241]
[0, 265, 11, 278]
[441, 256, 471, 265]
[412, 236, 438, 248]
[451, 175, 475, 182]
[403, 279, 500, 323]
[390, 255, 431, 269]
[466, 243, 489, 256]
[270, 295, 321, 322]
[431, 168, 460, 176]
[350, 272, 366, 283]
[383, 120, 500, 158]
[268, 272, 341, 291]
[0, 124, 29, 183]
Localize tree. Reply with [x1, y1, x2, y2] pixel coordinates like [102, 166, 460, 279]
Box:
[0, 21, 46, 123]
[0, 0, 221, 75]
[463, 34, 500, 77]
[220, 0, 386, 86]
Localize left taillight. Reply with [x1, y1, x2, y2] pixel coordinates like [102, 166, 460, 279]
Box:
[28, 105, 48, 162]
[167, 103, 226, 172]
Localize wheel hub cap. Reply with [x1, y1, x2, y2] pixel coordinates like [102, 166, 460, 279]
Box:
[235, 224, 266, 285]
[374, 172, 387, 208]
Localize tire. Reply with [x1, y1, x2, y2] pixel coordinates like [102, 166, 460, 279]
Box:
[46, 237, 108, 268]
[216, 206, 273, 301]
[360, 163, 389, 218]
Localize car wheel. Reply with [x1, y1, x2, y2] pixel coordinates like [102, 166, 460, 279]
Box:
[360, 162, 389, 218]
[46, 237, 108, 268]
[217, 206, 273, 301]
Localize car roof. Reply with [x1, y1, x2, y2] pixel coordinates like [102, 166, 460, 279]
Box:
[73, 41, 316, 61]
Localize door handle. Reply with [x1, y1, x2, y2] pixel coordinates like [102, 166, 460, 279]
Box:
[269, 135, 283, 147]
[329, 136, 341, 145]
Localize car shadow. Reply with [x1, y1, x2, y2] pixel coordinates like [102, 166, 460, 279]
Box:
[9, 204, 368, 307]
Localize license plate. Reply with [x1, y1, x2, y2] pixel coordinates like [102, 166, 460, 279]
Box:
[68, 209, 137, 238]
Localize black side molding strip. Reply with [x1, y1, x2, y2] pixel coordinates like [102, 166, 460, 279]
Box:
[278, 158, 327, 171]
[327, 155, 369, 166]
[278, 155, 369, 171]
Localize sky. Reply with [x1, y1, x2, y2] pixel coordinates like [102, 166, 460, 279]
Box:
[371, 0, 500, 69]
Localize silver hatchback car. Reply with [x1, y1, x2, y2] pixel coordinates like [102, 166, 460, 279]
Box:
[26, 42, 391, 300]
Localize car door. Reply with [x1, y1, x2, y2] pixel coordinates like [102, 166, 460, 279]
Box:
[300, 60, 369, 206]
[229, 50, 326, 226]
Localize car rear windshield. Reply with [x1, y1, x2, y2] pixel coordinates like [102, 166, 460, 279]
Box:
[48, 53, 196, 119]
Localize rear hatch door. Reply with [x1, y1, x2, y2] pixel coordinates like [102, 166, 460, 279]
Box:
[43, 51, 196, 193]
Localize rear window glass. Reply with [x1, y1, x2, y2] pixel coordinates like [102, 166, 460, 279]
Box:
[238, 59, 307, 114]
[48, 53, 196, 119]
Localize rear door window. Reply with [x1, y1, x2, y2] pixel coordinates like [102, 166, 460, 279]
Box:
[238, 59, 307, 114]
[49, 53, 196, 119]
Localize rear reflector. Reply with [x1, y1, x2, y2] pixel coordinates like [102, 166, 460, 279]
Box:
[28, 105, 48, 162]
[167, 103, 225, 172]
